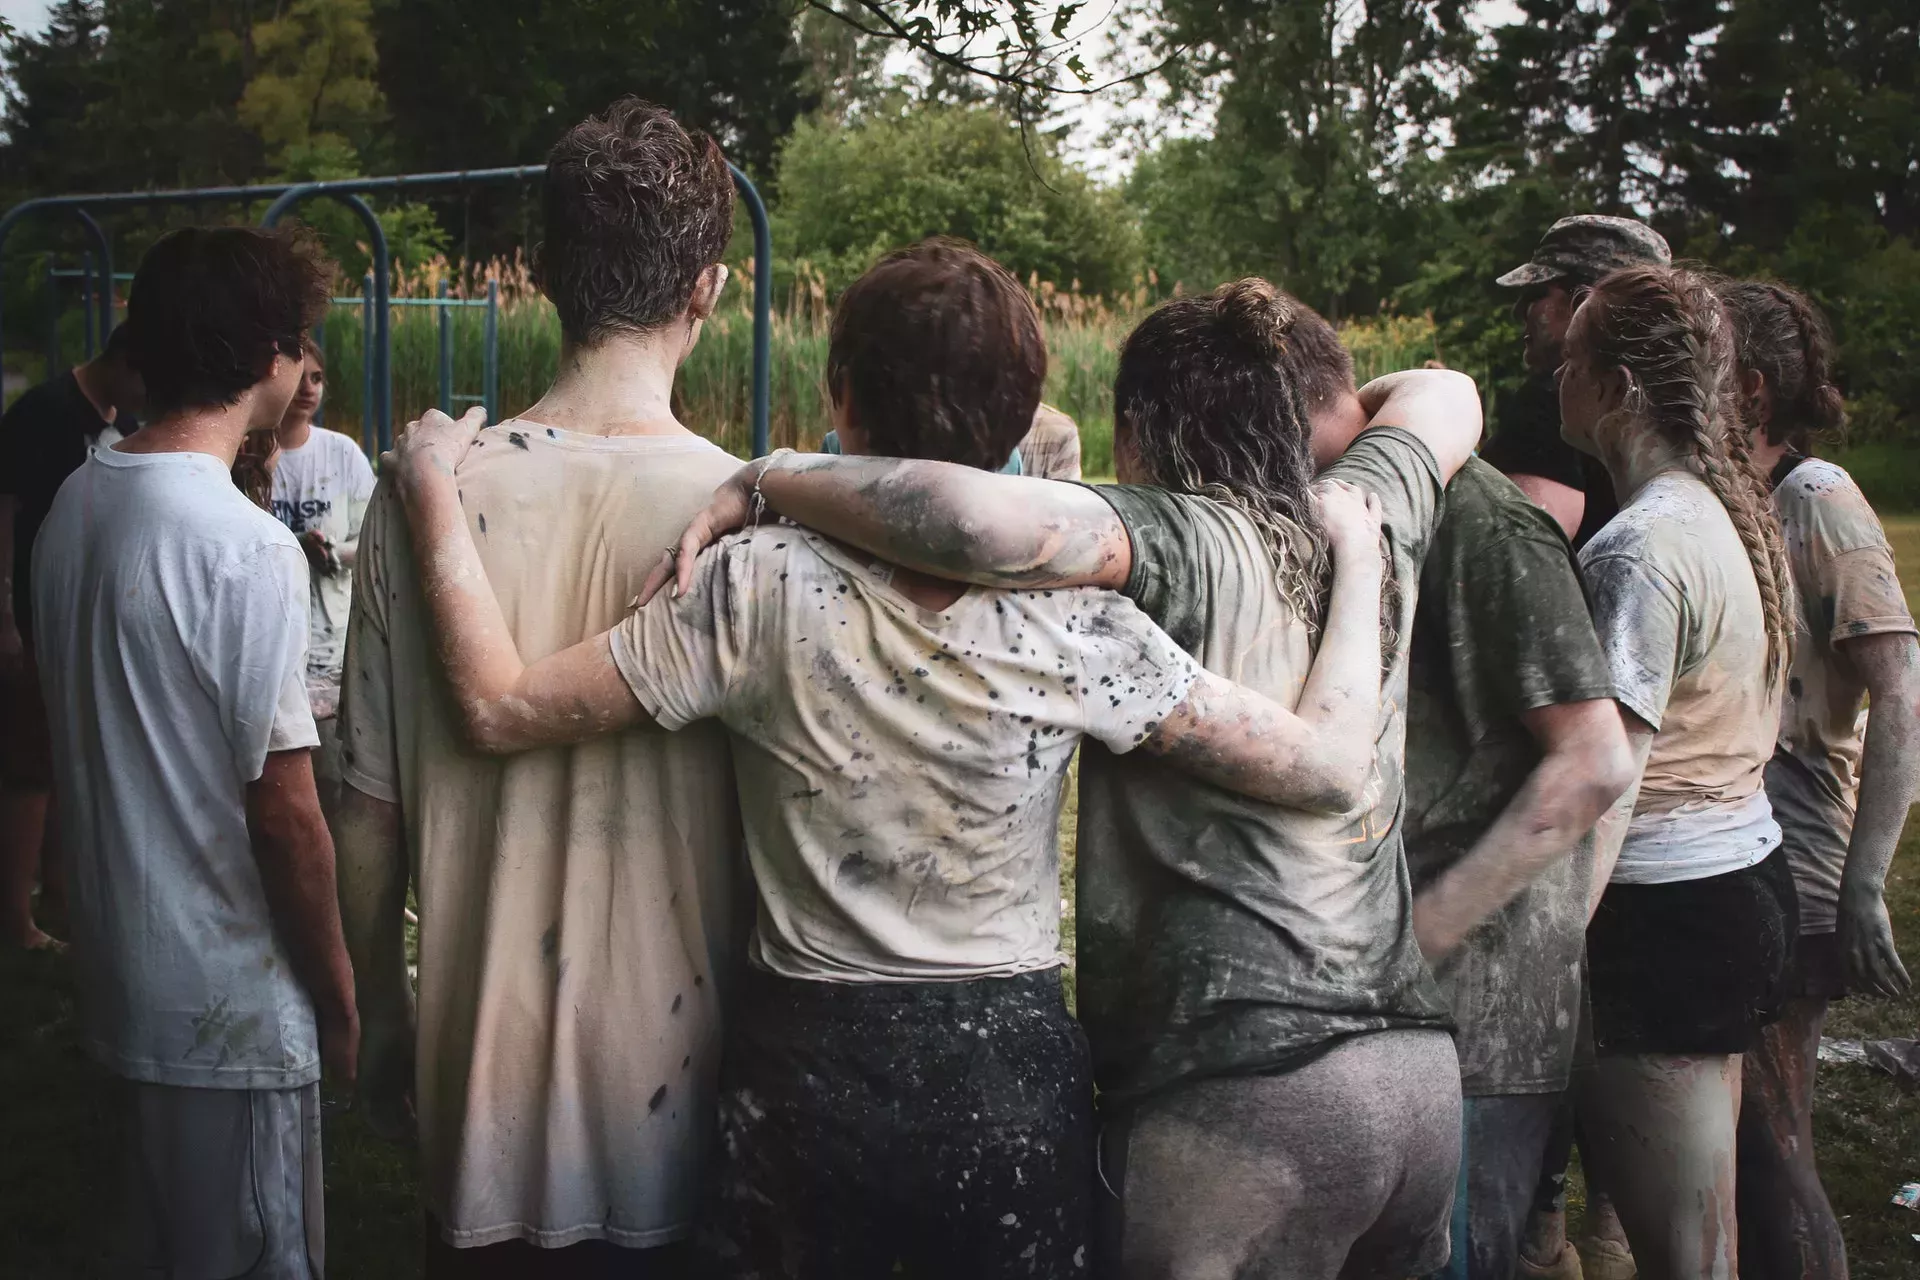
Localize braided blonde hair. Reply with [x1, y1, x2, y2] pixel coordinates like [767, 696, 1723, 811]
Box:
[1574, 264, 1793, 682]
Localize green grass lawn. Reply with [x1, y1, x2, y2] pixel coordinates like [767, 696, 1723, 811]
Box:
[6, 528, 1920, 1276]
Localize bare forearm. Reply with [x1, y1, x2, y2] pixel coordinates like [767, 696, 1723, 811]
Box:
[396, 464, 525, 710]
[760, 454, 1127, 588]
[1416, 748, 1619, 961]
[1295, 550, 1384, 749]
[334, 786, 412, 1032]
[251, 800, 354, 1022]
[1356, 370, 1482, 480]
[1842, 690, 1920, 903]
[1147, 669, 1372, 812]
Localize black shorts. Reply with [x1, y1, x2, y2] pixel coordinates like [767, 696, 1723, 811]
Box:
[1588, 847, 1798, 1055]
[699, 967, 1093, 1280]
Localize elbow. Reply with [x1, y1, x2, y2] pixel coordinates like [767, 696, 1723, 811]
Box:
[1301, 750, 1373, 815]
[455, 699, 530, 756]
[1571, 733, 1637, 826]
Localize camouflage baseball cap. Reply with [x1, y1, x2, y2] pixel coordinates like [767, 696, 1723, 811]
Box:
[1496, 215, 1672, 288]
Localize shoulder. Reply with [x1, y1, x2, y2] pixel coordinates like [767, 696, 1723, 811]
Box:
[1441, 456, 1566, 543]
[1774, 457, 1885, 546]
[1025, 404, 1079, 445]
[1326, 425, 1442, 495]
[319, 427, 372, 463]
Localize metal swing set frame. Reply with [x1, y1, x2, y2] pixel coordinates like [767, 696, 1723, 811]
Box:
[0, 163, 775, 457]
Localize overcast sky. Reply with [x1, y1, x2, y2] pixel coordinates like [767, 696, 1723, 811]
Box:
[0, 0, 49, 36]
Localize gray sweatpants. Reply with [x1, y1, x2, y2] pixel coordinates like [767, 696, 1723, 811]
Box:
[1098, 1028, 1462, 1280]
[118, 1078, 324, 1279]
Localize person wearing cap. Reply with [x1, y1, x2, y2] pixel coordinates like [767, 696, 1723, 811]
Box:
[1482, 216, 1672, 548]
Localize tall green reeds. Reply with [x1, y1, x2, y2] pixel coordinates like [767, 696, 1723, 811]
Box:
[320, 256, 1453, 473]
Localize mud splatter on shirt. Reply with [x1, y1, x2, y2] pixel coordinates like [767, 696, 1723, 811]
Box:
[1404, 458, 1613, 1095]
[610, 527, 1198, 983]
[1580, 469, 1785, 882]
[1767, 458, 1917, 933]
[340, 421, 745, 1247]
[1074, 426, 1452, 1105]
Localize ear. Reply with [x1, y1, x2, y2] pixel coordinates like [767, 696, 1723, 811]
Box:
[1742, 368, 1773, 432]
[688, 263, 729, 322]
[1600, 363, 1633, 414]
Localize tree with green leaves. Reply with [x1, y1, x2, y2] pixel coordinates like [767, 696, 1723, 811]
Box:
[773, 101, 1141, 294]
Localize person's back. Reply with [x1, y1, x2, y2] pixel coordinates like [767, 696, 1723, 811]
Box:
[335, 97, 750, 1262]
[32, 223, 349, 1278]
[344, 424, 742, 1244]
[37, 447, 319, 1078]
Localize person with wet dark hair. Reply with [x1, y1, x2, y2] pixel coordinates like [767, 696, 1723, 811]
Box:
[1723, 280, 1920, 1280]
[635, 278, 1495, 1278]
[333, 97, 747, 1273]
[386, 241, 1401, 1279]
[33, 224, 350, 1275]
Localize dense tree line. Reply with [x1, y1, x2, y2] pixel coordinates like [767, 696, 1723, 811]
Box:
[0, 0, 1912, 430]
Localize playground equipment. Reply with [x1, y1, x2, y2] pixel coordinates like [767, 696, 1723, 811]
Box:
[0, 164, 775, 456]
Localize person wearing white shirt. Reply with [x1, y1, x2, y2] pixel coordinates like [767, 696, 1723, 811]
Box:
[33, 225, 356, 1277]
[268, 339, 375, 815]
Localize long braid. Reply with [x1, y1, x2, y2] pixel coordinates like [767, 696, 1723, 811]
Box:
[1584, 266, 1794, 683]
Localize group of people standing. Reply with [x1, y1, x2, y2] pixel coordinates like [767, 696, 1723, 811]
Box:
[0, 95, 1911, 1280]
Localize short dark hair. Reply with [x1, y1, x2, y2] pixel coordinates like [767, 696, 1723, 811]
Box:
[125, 226, 332, 415]
[827, 238, 1045, 470]
[540, 97, 736, 346]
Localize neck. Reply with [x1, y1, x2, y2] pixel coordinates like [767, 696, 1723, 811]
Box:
[519, 331, 691, 438]
[1597, 417, 1694, 501]
[72, 358, 118, 423]
[1748, 432, 1791, 478]
[116, 402, 260, 466]
[277, 415, 314, 451]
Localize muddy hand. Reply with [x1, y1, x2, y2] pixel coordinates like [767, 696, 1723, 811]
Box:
[386, 405, 488, 485]
[637, 459, 759, 605]
[1313, 478, 1384, 563]
[1837, 889, 1911, 998]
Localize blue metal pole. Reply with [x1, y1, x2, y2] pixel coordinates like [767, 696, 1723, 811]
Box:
[74, 209, 113, 352]
[729, 165, 773, 458]
[438, 279, 452, 416]
[483, 279, 499, 424]
[80, 251, 94, 361]
[263, 187, 392, 453]
[361, 274, 374, 456]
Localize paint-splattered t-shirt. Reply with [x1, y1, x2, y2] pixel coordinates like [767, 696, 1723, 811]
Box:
[340, 422, 746, 1249]
[611, 526, 1199, 984]
[1075, 426, 1453, 1105]
[1766, 458, 1916, 933]
[1404, 457, 1614, 1095]
[1580, 469, 1785, 885]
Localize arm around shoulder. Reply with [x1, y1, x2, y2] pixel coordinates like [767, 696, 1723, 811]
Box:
[1357, 370, 1483, 483]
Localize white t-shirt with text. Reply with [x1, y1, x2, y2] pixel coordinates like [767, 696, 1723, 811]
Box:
[33, 446, 321, 1089]
[270, 425, 376, 711]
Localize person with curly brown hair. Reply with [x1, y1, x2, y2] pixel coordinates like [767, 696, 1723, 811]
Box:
[33, 224, 350, 1276]
[1561, 265, 1799, 1279]
[1722, 280, 1920, 1280]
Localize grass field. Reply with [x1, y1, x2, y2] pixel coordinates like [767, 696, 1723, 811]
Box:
[5, 527, 1920, 1277]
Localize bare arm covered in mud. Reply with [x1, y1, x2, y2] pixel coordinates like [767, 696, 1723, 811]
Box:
[1135, 479, 1386, 811]
[388, 409, 1388, 812]
[639, 370, 1483, 605]
[1834, 631, 1920, 996]
[1415, 698, 1636, 962]
[334, 784, 416, 1140]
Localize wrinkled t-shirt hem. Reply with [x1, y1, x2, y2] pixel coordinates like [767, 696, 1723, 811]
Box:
[436, 1218, 692, 1251]
[90, 1040, 320, 1091]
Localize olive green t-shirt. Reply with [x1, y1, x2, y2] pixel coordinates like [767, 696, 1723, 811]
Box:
[1077, 426, 1452, 1104]
[1403, 457, 1614, 1096]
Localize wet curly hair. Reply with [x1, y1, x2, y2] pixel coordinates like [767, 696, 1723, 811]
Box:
[1716, 279, 1846, 453]
[1113, 278, 1353, 636]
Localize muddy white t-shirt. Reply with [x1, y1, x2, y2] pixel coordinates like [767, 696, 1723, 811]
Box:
[1580, 469, 1785, 884]
[1768, 458, 1917, 932]
[339, 421, 745, 1249]
[270, 426, 375, 712]
[33, 446, 320, 1089]
[610, 525, 1200, 983]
